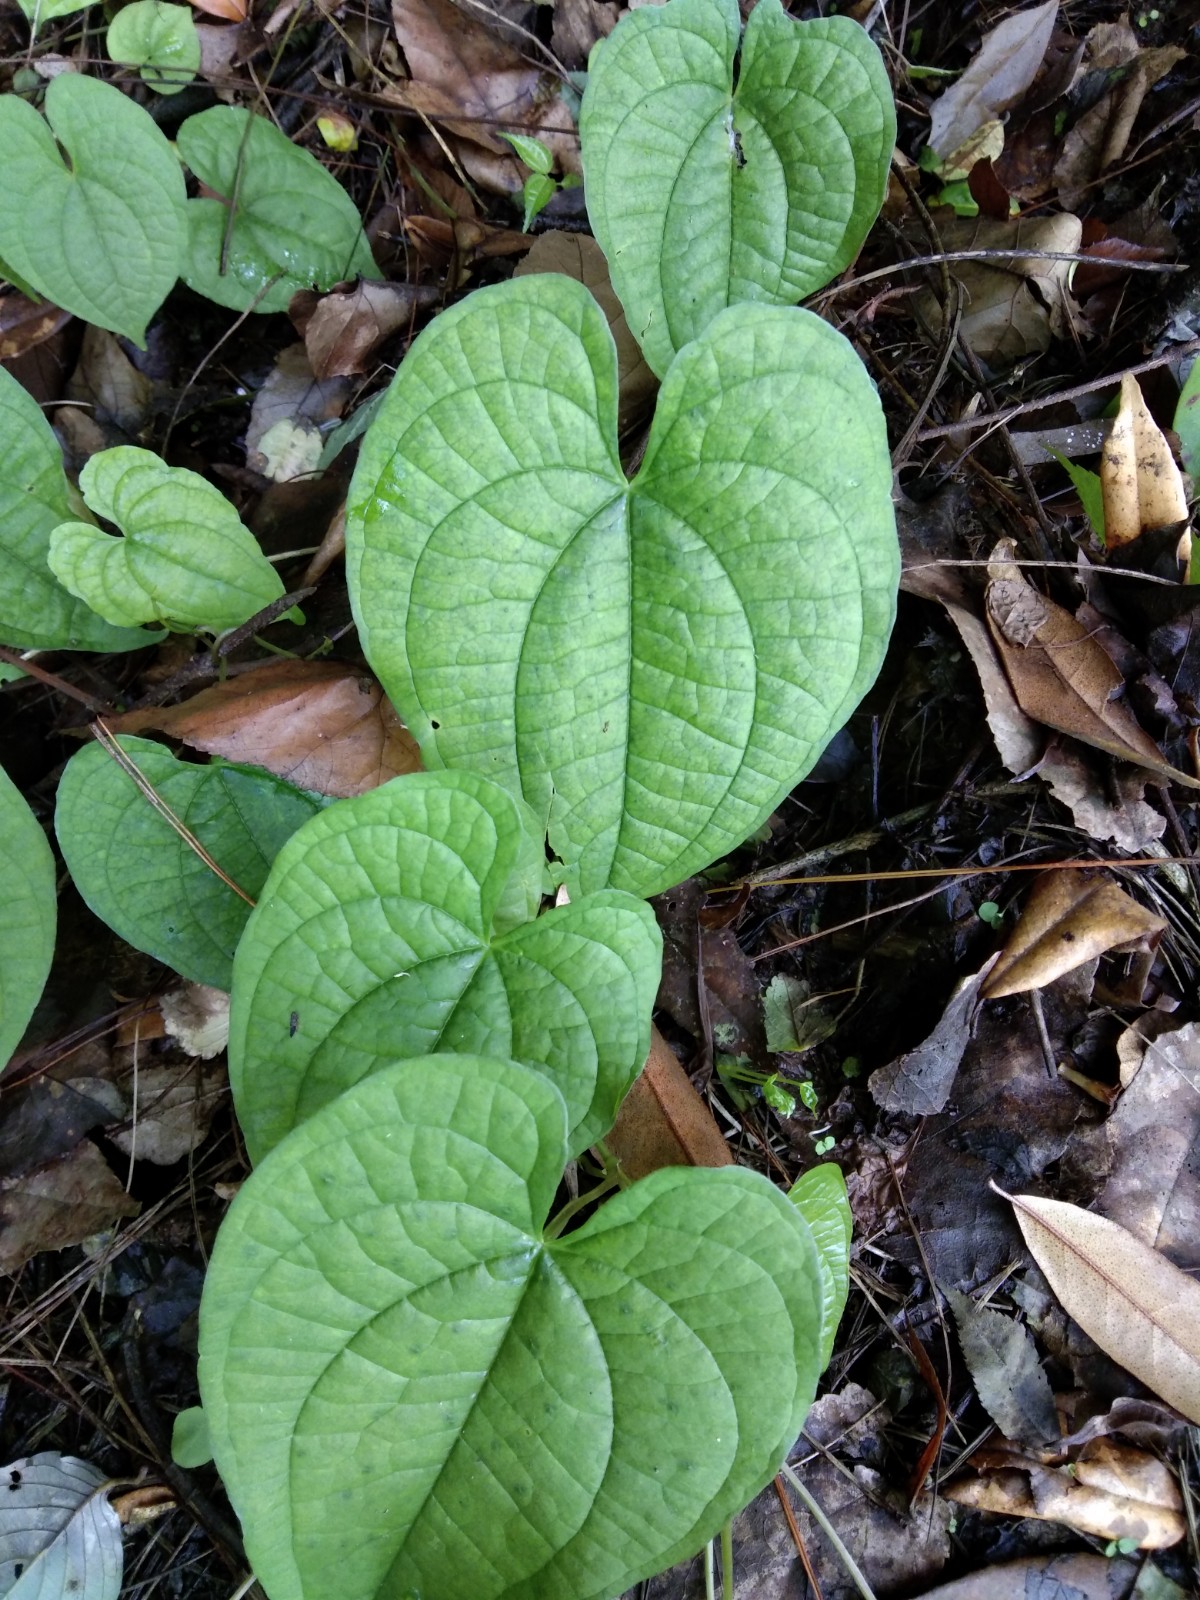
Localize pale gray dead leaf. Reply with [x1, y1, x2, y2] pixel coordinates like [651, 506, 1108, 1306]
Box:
[945, 1286, 1058, 1445]
[0, 1453, 123, 1600]
[245, 344, 350, 471]
[868, 960, 995, 1116]
[108, 1059, 226, 1167]
[928, 0, 1058, 163]
[1099, 1020, 1200, 1273]
[909, 1552, 1142, 1599]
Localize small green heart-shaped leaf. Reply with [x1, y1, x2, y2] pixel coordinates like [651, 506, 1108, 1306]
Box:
[0, 75, 187, 345]
[0, 369, 158, 652]
[199, 1053, 824, 1600]
[348, 273, 897, 898]
[48, 447, 287, 632]
[230, 769, 661, 1162]
[55, 736, 327, 990]
[107, 1, 200, 95]
[17, 0, 92, 22]
[788, 1162, 851, 1369]
[580, 0, 895, 375]
[0, 765, 56, 1069]
[177, 107, 380, 314]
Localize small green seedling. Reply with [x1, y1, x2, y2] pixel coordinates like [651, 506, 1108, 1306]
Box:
[716, 1052, 798, 1116]
[500, 131, 582, 231]
[813, 1133, 837, 1155]
[977, 899, 1004, 929]
[106, 0, 200, 95]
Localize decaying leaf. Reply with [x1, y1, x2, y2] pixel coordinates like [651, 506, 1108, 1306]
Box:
[388, 0, 578, 183]
[108, 660, 421, 798]
[944, 1286, 1057, 1445]
[916, 214, 1082, 368]
[1000, 1188, 1200, 1425]
[0, 1140, 140, 1274]
[763, 973, 837, 1057]
[928, 0, 1058, 166]
[1099, 1020, 1200, 1272]
[945, 1436, 1185, 1549]
[1054, 23, 1186, 205]
[0, 1453, 124, 1600]
[515, 232, 656, 432]
[605, 1027, 732, 1181]
[244, 344, 350, 474]
[910, 1553, 1147, 1600]
[109, 1058, 226, 1167]
[1101, 374, 1190, 563]
[160, 983, 231, 1059]
[985, 541, 1200, 788]
[65, 325, 152, 442]
[982, 871, 1166, 1000]
[290, 278, 440, 380]
[0, 290, 72, 361]
[868, 960, 993, 1116]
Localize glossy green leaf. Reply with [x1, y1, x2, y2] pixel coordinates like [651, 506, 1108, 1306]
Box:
[107, 1, 201, 95]
[48, 447, 287, 632]
[501, 131, 553, 174]
[170, 1407, 212, 1470]
[1173, 358, 1200, 481]
[0, 765, 56, 1070]
[230, 769, 661, 1162]
[788, 1161, 851, 1369]
[348, 273, 897, 898]
[0, 368, 157, 652]
[177, 107, 379, 315]
[199, 1053, 824, 1600]
[55, 736, 326, 990]
[580, 0, 895, 375]
[0, 75, 187, 345]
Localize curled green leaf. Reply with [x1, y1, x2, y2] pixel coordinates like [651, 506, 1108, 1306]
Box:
[48, 447, 287, 633]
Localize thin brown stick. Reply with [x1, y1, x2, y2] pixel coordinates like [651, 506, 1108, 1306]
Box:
[90, 719, 256, 907]
[773, 1475, 826, 1600]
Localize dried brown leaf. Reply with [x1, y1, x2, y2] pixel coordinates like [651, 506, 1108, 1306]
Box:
[289, 279, 440, 380]
[0, 291, 71, 360]
[0, 1141, 140, 1274]
[108, 660, 422, 798]
[604, 1027, 732, 1181]
[985, 541, 1200, 787]
[65, 325, 152, 440]
[911, 1553, 1148, 1600]
[109, 1059, 225, 1167]
[983, 871, 1167, 999]
[245, 344, 350, 472]
[390, 0, 578, 173]
[999, 1187, 1200, 1425]
[1102, 374, 1190, 550]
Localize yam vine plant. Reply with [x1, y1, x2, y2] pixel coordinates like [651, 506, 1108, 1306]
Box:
[0, 0, 900, 1594]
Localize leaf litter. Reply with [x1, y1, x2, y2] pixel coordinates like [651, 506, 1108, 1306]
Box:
[2, 0, 1200, 1597]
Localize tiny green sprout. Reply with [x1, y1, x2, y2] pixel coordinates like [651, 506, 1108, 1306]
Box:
[812, 1134, 836, 1156]
[716, 1054, 797, 1116]
[762, 1075, 797, 1117]
[1104, 1537, 1141, 1557]
[977, 900, 1004, 929]
[500, 131, 581, 231]
[841, 1056, 862, 1080]
[797, 1079, 819, 1113]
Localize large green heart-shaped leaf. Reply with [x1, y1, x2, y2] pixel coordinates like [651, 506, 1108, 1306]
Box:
[0, 369, 157, 653]
[48, 447, 288, 633]
[0, 75, 187, 345]
[199, 1053, 823, 1600]
[230, 769, 661, 1162]
[579, 0, 895, 377]
[55, 736, 326, 990]
[177, 107, 379, 315]
[788, 1162, 851, 1370]
[348, 273, 897, 899]
[0, 765, 56, 1070]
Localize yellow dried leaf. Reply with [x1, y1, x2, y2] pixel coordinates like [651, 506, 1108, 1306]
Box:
[1101, 373, 1189, 549]
[982, 870, 1166, 998]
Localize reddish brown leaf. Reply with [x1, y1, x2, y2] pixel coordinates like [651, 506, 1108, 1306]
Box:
[605, 1027, 732, 1181]
[0, 1141, 140, 1274]
[289, 279, 440, 380]
[108, 661, 422, 798]
[0, 291, 71, 361]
